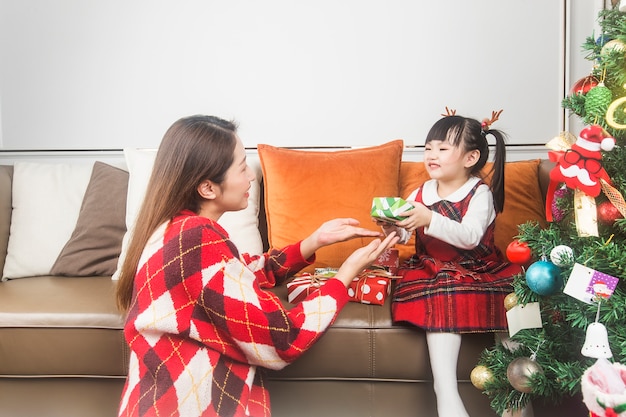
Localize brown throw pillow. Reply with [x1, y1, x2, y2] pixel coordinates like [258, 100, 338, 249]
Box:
[50, 161, 128, 276]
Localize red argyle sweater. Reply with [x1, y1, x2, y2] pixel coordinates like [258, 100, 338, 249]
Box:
[118, 211, 349, 417]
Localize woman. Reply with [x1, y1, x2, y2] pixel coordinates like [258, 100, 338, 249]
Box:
[116, 115, 398, 417]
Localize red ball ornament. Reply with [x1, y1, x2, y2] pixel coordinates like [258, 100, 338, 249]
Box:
[570, 75, 599, 95]
[597, 200, 624, 226]
[506, 240, 532, 265]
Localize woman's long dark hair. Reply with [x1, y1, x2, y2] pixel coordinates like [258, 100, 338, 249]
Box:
[425, 115, 507, 213]
[116, 115, 238, 311]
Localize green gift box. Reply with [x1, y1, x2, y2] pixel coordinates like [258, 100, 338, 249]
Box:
[371, 197, 412, 222]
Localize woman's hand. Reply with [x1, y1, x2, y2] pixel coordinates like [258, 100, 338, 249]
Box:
[300, 218, 382, 259]
[334, 232, 400, 287]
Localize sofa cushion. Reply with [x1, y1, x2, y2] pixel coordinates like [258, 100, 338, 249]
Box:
[2, 162, 93, 280]
[50, 162, 129, 276]
[258, 140, 404, 272]
[0, 275, 127, 377]
[396, 159, 547, 261]
[269, 285, 495, 381]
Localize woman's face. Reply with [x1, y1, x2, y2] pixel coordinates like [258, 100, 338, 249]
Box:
[215, 137, 256, 214]
[198, 136, 256, 220]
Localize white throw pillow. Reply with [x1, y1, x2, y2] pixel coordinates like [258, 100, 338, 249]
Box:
[112, 148, 263, 280]
[2, 162, 93, 280]
[123, 148, 158, 229]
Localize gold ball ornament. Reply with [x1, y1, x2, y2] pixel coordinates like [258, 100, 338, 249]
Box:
[504, 292, 518, 311]
[601, 39, 626, 57]
[470, 365, 493, 390]
[606, 96, 626, 130]
[506, 357, 544, 393]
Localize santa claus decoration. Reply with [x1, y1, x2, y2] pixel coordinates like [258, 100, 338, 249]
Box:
[546, 125, 616, 222]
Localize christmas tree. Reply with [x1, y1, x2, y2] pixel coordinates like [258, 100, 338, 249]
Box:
[472, 6, 626, 416]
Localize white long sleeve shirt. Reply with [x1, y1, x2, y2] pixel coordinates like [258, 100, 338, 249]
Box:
[392, 177, 495, 250]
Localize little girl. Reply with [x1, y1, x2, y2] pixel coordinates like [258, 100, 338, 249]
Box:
[378, 110, 522, 417]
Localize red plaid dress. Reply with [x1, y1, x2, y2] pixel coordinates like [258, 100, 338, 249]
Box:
[392, 181, 521, 333]
[118, 210, 349, 417]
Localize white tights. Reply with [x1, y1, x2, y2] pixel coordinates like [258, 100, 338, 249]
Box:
[426, 332, 470, 417]
[426, 332, 533, 417]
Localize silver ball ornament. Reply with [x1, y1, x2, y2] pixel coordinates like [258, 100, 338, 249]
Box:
[506, 357, 544, 393]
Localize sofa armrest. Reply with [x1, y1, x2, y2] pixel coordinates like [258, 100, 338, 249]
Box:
[0, 166, 13, 276]
[538, 159, 555, 207]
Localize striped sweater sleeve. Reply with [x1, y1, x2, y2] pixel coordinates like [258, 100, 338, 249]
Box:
[137, 214, 350, 371]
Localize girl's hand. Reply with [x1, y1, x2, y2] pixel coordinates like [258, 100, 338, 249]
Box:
[334, 232, 400, 287]
[371, 217, 397, 235]
[395, 203, 432, 232]
[300, 218, 382, 259]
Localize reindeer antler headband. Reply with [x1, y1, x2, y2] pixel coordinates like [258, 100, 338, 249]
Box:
[441, 107, 503, 132]
[481, 109, 503, 131]
[441, 107, 457, 117]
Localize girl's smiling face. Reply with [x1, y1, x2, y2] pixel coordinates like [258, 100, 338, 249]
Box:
[423, 139, 477, 183]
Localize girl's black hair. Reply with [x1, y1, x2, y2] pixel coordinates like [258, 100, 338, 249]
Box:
[425, 115, 507, 213]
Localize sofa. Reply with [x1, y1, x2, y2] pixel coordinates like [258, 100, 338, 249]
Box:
[0, 140, 586, 417]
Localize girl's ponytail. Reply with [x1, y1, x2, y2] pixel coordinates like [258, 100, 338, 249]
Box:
[480, 110, 506, 213]
[485, 129, 507, 213]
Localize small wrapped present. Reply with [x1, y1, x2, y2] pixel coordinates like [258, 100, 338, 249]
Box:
[371, 197, 413, 223]
[287, 273, 331, 304]
[374, 248, 399, 274]
[314, 267, 339, 277]
[347, 270, 396, 305]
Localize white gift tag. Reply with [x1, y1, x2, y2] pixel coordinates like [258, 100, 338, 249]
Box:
[564, 263, 619, 305]
[506, 302, 542, 337]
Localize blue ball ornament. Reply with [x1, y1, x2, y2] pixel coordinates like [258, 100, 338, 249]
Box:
[596, 34, 612, 48]
[525, 260, 562, 296]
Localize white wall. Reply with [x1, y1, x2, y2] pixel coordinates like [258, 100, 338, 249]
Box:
[0, 0, 602, 153]
[566, 0, 606, 136]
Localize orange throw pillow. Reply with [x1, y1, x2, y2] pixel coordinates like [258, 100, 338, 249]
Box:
[488, 159, 548, 255]
[258, 140, 404, 272]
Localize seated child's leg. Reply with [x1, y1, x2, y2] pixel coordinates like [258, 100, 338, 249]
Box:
[426, 332, 470, 417]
